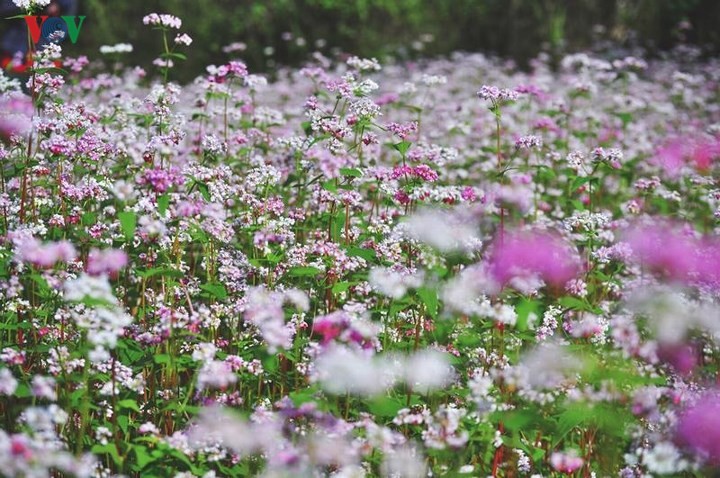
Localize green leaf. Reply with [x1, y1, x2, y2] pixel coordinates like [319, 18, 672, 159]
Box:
[118, 399, 141, 412]
[367, 396, 406, 418]
[288, 266, 322, 277]
[322, 179, 338, 193]
[289, 386, 320, 405]
[154, 354, 171, 365]
[132, 445, 157, 470]
[137, 267, 185, 279]
[347, 247, 376, 262]
[157, 194, 170, 215]
[339, 167, 362, 178]
[569, 175, 597, 192]
[200, 282, 228, 300]
[417, 287, 438, 318]
[196, 182, 211, 201]
[332, 281, 352, 294]
[91, 443, 123, 465]
[82, 212, 96, 226]
[392, 140, 412, 156]
[515, 298, 540, 331]
[118, 211, 137, 241]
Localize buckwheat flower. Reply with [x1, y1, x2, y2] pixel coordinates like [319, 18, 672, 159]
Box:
[368, 266, 424, 299]
[139, 422, 160, 435]
[421, 74, 447, 86]
[197, 360, 237, 390]
[642, 442, 687, 474]
[174, 33, 193, 46]
[95, 427, 112, 446]
[477, 85, 520, 103]
[423, 405, 468, 449]
[86, 248, 128, 276]
[403, 208, 482, 253]
[381, 445, 426, 478]
[550, 450, 583, 474]
[31, 375, 56, 401]
[88, 346, 110, 364]
[0, 92, 33, 141]
[143, 13, 182, 29]
[11, 0, 51, 11]
[592, 146, 624, 169]
[99, 43, 133, 55]
[515, 135, 543, 150]
[0, 368, 18, 395]
[14, 235, 77, 268]
[192, 343, 217, 362]
[153, 58, 174, 69]
[404, 350, 453, 393]
[284, 289, 310, 311]
[348, 98, 381, 119]
[676, 390, 720, 462]
[488, 229, 581, 289]
[64, 273, 118, 304]
[222, 42, 247, 53]
[188, 405, 280, 456]
[518, 342, 583, 390]
[346, 56, 381, 72]
[412, 164, 439, 182]
[622, 222, 702, 284]
[313, 346, 389, 395]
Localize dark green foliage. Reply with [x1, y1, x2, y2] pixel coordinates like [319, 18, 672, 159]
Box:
[71, 0, 720, 83]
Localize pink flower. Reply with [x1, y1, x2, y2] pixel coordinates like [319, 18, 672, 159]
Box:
[13, 234, 76, 268]
[87, 248, 128, 276]
[0, 93, 33, 142]
[550, 451, 584, 474]
[622, 220, 720, 286]
[654, 137, 720, 176]
[676, 390, 720, 462]
[488, 230, 581, 288]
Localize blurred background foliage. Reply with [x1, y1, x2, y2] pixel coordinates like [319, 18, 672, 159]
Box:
[72, 0, 720, 81]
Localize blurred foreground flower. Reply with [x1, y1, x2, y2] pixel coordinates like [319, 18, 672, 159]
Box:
[488, 229, 581, 290]
[676, 390, 720, 463]
[0, 93, 33, 141]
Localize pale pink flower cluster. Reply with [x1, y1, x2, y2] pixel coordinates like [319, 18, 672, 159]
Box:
[477, 85, 520, 103]
[13, 233, 76, 268]
[142, 13, 182, 29]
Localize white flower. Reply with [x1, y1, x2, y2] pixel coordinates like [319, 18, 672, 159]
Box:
[99, 43, 133, 55]
[642, 442, 687, 474]
[142, 13, 182, 29]
[0, 368, 18, 395]
[174, 33, 193, 46]
[404, 350, 453, 393]
[403, 208, 482, 253]
[11, 0, 51, 11]
[64, 274, 118, 304]
[314, 346, 388, 396]
[381, 445, 426, 478]
[192, 343, 217, 362]
[197, 361, 237, 390]
[368, 267, 424, 299]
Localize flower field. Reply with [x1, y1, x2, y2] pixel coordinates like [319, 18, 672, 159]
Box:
[2, 9, 720, 478]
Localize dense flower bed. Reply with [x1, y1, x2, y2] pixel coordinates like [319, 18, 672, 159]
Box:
[1, 8, 720, 478]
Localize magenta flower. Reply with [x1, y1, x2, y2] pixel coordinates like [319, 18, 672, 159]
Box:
[676, 390, 720, 462]
[488, 229, 581, 288]
[654, 137, 720, 176]
[623, 221, 720, 286]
